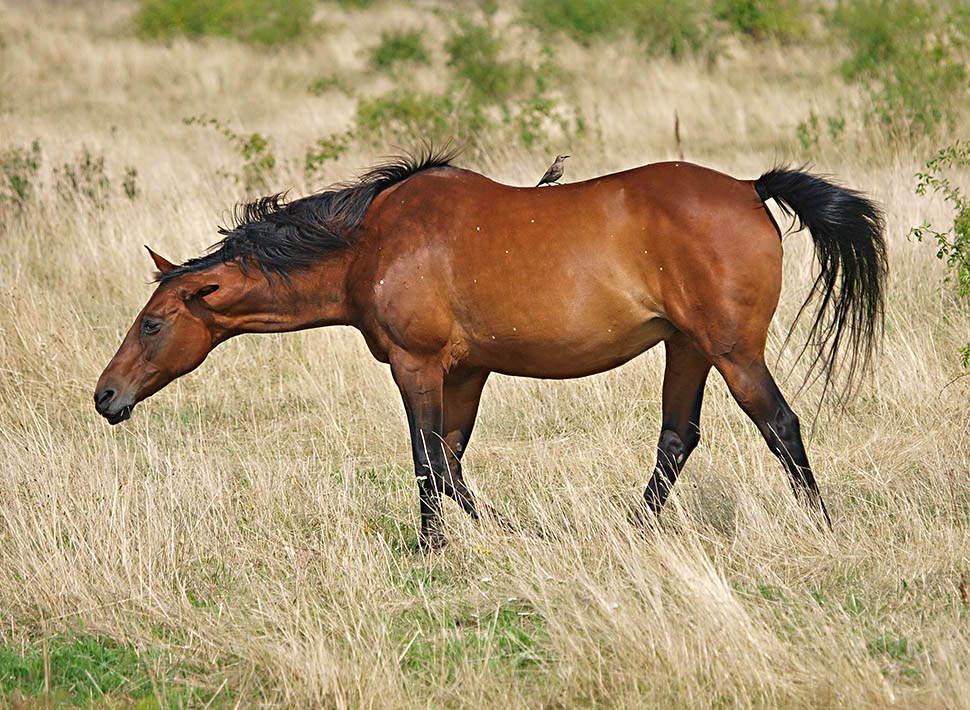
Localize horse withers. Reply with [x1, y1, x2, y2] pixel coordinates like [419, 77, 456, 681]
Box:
[95, 149, 886, 547]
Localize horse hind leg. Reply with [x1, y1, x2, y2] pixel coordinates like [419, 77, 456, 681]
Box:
[714, 354, 832, 528]
[641, 333, 712, 520]
[439, 370, 490, 520]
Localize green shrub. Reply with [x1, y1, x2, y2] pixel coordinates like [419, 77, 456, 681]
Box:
[356, 87, 485, 144]
[910, 140, 970, 364]
[135, 0, 315, 46]
[309, 75, 340, 96]
[1, 139, 40, 209]
[517, 93, 574, 147]
[184, 115, 277, 192]
[123, 166, 138, 199]
[55, 149, 110, 208]
[522, 0, 620, 47]
[834, 0, 930, 80]
[371, 29, 430, 69]
[796, 110, 847, 153]
[831, 0, 969, 140]
[713, 0, 804, 41]
[444, 18, 528, 103]
[632, 0, 709, 58]
[357, 18, 580, 153]
[304, 130, 353, 182]
[523, 0, 710, 58]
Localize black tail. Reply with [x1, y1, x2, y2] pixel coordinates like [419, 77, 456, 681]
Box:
[755, 167, 887, 404]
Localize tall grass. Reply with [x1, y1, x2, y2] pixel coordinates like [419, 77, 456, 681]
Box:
[1, 1, 969, 708]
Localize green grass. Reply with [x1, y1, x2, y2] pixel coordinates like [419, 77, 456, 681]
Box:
[0, 630, 227, 708]
[393, 600, 549, 684]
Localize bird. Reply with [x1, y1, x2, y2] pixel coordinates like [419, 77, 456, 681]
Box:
[536, 154, 569, 187]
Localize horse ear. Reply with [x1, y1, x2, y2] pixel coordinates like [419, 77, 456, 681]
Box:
[145, 245, 176, 274]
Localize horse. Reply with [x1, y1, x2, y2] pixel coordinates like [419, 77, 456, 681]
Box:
[94, 147, 886, 548]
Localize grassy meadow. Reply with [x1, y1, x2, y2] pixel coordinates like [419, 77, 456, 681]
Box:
[2, 0, 969, 707]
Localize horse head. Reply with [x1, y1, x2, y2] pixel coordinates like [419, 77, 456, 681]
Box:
[94, 247, 223, 424]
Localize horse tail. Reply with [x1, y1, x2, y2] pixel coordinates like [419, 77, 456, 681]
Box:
[754, 167, 887, 404]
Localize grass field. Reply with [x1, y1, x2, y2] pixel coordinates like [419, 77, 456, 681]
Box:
[2, 1, 969, 707]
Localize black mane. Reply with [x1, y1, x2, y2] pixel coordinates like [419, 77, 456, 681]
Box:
[157, 145, 459, 283]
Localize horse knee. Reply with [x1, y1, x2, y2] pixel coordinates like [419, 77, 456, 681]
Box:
[644, 429, 691, 516]
[657, 429, 688, 470]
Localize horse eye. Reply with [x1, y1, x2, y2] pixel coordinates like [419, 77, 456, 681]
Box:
[141, 319, 162, 336]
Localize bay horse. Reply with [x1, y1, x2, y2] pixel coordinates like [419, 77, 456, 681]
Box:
[95, 148, 886, 547]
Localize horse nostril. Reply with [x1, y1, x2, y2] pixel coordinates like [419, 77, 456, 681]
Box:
[95, 389, 115, 410]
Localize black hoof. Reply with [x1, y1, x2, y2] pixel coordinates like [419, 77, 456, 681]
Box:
[628, 498, 662, 532]
[418, 529, 448, 552]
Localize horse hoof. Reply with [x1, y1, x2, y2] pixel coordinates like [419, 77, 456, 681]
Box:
[628, 500, 662, 533]
[418, 530, 448, 552]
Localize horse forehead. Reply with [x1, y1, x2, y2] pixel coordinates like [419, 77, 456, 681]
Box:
[143, 282, 184, 315]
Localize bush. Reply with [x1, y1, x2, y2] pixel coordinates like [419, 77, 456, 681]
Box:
[522, 0, 620, 47]
[910, 140, 970, 364]
[55, 149, 110, 208]
[356, 88, 485, 145]
[123, 167, 138, 199]
[444, 18, 528, 103]
[1, 140, 40, 209]
[371, 29, 430, 69]
[796, 109, 846, 153]
[632, 0, 709, 58]
[523, 0, 710, 59]
[184, 115, 277, 192]
[304, 131, 353, 183]
[358, 18, 580, 153]
[831, 0, 970, 140]
[713, 0, 804, 41]
[135, 0, 315, 46]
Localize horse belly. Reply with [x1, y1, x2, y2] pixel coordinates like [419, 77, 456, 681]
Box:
[472, 314, 675, 379]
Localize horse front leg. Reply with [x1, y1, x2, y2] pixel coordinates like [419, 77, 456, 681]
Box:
[390, 349, 452, 549]
[641, 333, 712, 520]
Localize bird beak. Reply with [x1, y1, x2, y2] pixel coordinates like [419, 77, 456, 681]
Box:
[564, 155, 570, 159]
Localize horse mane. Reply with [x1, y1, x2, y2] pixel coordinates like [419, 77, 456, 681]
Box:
[156, 144, 460, 283]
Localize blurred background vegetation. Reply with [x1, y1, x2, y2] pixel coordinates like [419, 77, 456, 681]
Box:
[130, 0, 969, 150]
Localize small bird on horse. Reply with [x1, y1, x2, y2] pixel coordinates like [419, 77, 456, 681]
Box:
[537, 154, 569, 186]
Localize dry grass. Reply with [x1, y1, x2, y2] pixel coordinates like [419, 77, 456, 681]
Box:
[2, 1, 969, 708]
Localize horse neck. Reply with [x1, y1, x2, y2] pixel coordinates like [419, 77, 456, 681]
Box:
[209, 257, 353, 339]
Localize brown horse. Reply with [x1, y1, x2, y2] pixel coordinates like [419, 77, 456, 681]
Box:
[95, 148, 886, 547]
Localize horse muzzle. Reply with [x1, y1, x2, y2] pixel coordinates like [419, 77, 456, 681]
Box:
[94, 388, 135, 425]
